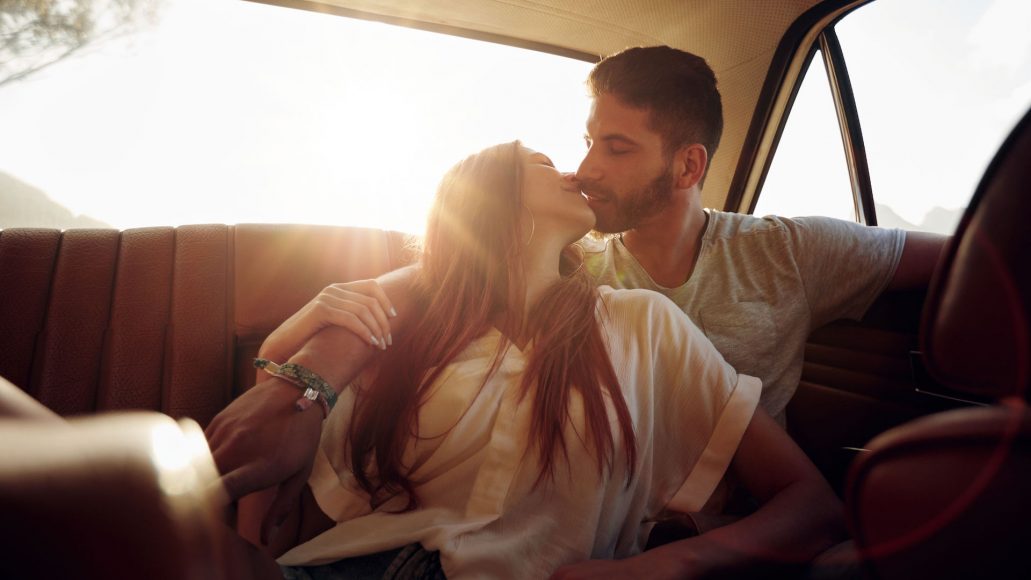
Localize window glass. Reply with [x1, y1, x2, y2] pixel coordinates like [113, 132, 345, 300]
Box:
[754, 50, 857, 221]
[837, 0, 1031, 234]
[0, 0, 593, 233]
[756, 0, 1031, 234]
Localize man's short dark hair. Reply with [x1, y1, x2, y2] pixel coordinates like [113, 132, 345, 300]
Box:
[588, 46, 723, 167]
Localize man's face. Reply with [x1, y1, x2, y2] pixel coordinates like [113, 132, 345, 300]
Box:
[577, 93, 676, 234]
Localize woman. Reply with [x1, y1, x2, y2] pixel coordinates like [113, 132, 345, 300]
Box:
[242, 141, 844, 579]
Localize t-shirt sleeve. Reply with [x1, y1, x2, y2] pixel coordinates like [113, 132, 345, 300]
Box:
[780, 216, 906, 328]
[602, 288, 761, 513]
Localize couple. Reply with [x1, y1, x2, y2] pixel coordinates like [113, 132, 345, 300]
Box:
[210, 46, 944, 578]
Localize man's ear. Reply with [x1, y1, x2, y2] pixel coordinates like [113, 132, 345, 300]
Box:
[673, 144, 708, 190]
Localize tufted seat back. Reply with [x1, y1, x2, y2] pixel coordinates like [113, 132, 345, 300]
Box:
[0, 224, 414, 426]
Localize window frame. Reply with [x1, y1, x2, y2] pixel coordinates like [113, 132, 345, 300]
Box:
[726, 0, 876, 222]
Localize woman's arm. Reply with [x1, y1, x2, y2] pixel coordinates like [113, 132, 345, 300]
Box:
[206, 266, 419, 536]
[551, 407, 845, 580]
[258, 276, 404, 363]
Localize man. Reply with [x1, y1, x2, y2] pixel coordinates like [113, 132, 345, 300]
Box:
[205, 45, 945, 548]
[576, 46, 944, 426]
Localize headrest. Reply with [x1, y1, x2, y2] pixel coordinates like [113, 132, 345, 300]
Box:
[920, 107, 1031, 400]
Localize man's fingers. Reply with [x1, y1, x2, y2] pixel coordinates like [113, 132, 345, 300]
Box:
[219, 465, 263, 503]
[260, 468, 309, 546]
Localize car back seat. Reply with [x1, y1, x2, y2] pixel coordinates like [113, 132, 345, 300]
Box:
[0, 224, 414, 426]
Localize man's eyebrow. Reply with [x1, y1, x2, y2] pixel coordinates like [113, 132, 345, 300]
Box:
[589, 133, 637, 146]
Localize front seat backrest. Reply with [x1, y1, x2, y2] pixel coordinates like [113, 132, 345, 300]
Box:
[847, 106, 1031, 580]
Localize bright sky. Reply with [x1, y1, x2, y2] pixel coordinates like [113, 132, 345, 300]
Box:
[756, 0, 1031, 231]
[0, 0, 592, 232]
[1, 0, 1029, 234]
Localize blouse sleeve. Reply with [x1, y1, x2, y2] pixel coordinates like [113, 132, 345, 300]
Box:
[599, 287, 762, 513]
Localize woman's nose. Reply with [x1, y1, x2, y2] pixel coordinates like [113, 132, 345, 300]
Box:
[562, 172, 580, 185]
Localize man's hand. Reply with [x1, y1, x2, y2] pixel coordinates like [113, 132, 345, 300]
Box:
[207, 266, 417, 543]
[204, 379, 324, 532]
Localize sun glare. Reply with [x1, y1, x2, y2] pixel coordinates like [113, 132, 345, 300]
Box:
[0, 0, 593, 233]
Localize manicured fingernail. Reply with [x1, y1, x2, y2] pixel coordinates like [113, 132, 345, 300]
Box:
[390, 307, 398, 317]
[370, 336, 379, 346]
[387, 333, 393, 346]
[379, 338, 387, 351]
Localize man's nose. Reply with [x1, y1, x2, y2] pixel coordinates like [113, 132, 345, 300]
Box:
[576, 150, 600, 182]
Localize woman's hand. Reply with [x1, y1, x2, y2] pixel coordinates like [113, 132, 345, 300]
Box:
[259, 279, 397, 361]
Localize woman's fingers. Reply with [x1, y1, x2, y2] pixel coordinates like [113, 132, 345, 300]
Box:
[312, 293, 387, 349]
[323, 288, 391, 345]
[324, 281, 395, 345]
[352, 279, 397, 319]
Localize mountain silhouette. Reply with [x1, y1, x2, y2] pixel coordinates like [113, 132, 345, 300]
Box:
[875, 203, 962, 235]
[0, 171, 110, 229]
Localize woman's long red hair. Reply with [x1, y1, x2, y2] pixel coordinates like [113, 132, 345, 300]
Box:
[349, 141, 637, 509]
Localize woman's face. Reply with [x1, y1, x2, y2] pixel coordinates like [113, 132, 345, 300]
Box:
[520, 145, 596, 243]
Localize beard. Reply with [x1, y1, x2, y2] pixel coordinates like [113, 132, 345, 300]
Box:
[588, 161, 676, 234]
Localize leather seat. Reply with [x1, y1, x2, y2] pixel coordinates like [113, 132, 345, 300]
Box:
[845, 107, 1031, 579]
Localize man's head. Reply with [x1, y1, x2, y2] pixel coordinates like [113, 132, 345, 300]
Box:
[578, 46, 723, 233]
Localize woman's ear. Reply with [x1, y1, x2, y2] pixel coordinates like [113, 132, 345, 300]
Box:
[673, 143, 708, 190]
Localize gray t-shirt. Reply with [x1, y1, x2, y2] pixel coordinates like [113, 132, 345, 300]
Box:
[583, 210, 906, 424]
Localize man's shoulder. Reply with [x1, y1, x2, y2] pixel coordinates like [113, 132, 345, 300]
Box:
[707, 210, 791, 241]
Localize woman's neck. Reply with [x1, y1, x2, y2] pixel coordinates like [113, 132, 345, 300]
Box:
[501, 235, 566, 347]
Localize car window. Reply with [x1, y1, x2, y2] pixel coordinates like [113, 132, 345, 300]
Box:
[754, 48, 856, 222]
[0, 0, 593, 233]
[756, 0, 1031, 234]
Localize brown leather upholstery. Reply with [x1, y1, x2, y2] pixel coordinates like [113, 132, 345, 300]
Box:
[848, 406, 1031, 580]
[847, 107, 1031, 579]
[920, 108, 1031, 400]
[0, 224, 413, 427]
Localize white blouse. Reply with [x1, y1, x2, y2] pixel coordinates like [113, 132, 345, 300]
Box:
[278, 286, 761, 578]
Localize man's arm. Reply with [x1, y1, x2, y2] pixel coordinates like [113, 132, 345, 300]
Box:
[887, 231, 949, 291]
[550, 409, 845, 580]
[204, 266, 418, 533]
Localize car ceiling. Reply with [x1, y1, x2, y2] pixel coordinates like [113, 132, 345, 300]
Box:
[256, 0, 841, 210]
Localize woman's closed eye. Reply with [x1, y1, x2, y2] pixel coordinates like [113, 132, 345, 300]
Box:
[529, 152, 556, 168]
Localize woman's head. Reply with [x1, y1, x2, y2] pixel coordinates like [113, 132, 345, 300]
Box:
[350, 141, 634, 510]
[423, 141, 594, 298]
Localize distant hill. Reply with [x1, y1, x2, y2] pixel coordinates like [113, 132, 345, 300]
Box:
[875, 203, 962, 235]
[0, 171, 110, 229]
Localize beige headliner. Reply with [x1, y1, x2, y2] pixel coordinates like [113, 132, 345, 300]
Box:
[261, 0, 848, 210]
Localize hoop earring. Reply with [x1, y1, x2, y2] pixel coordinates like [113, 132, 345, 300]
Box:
[565, 244, 586, 276]
[522, 204, 536, 246]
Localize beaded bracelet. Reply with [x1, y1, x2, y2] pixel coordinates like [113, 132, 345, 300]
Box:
[254, 358, 338, 419]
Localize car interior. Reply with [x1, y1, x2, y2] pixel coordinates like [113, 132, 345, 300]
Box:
[1, 0, 1028, 578]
